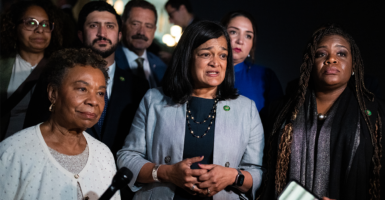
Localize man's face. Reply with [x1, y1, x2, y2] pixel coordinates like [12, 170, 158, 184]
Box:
[79, 11, 121, 58]
[123, 7, 156, 55]
[165, 4, 184, 27]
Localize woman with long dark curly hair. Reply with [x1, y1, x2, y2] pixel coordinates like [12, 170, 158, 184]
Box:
[260, 24, 385, 200]
[0, 1, 63, 140]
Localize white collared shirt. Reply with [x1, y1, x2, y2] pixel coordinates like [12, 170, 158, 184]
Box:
[121, 45, 156, 88]
[106, 62, 116, 99]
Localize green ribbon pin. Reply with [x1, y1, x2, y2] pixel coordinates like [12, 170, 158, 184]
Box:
[120, 77, 125, 81]
[365, 109, 372, 116]
[223, 105, 230, 111]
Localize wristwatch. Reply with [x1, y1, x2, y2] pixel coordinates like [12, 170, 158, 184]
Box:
[234, 169, 245, 186]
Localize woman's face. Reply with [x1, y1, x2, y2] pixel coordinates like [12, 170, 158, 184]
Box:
[227, 16, 254, 65]
[17, 5, 51, 54]
[50, 65, 106, 130]
[312, 35, 353, 90]
[191, 36, 228, 90]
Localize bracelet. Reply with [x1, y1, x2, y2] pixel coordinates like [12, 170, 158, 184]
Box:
[152, 164, 162, 182]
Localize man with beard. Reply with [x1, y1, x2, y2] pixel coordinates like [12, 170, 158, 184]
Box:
[116, 0, 167, 88]
[24, 1, 149, 161]
[76, 1, 149, 157]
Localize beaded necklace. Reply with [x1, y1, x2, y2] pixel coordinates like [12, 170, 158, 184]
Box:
[186, 98, 218, 138]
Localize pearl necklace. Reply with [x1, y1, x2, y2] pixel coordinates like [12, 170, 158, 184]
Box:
[186, 99, 218, 138]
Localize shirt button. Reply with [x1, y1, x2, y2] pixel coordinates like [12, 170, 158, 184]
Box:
[74, 174, 79, 179]
[164, 156, 171, 164]
[225, 162, 230, 167]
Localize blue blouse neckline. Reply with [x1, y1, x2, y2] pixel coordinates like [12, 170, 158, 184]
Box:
[234, 61, 247, 72]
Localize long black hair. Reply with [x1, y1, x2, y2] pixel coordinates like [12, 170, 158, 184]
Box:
[162, 20, 238, 104]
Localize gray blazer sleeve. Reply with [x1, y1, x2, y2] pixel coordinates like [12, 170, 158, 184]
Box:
[117, 89, 152, 192]
[239, 100, 264, 199]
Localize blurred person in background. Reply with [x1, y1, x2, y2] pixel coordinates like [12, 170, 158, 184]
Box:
[221, 11, 283, 112]
[165, 0, 198, 30]
[0, 0, 63, 141]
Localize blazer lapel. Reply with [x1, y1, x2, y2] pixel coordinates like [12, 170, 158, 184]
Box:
[102, 66, 133, 137]
[152, 103, 186, 165]
[213, 100, 233, 167]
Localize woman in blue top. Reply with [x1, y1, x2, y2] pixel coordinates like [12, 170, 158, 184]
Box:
[221, 11, 283, 111]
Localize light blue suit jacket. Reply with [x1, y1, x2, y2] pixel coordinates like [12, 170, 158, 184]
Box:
[117, 88, 264, 200]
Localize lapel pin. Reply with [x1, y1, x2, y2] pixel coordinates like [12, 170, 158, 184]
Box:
[223, 105, 230, 111]
[120, 77, 125, 82]
[365, 109, 372, 116]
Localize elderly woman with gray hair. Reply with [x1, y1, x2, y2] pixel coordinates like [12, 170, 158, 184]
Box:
[0, 48, 120, 200]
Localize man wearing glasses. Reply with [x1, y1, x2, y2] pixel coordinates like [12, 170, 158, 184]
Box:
[165, 0, 199, 30]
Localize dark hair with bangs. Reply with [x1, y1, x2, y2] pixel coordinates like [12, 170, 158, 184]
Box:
[221, 10, 258, 62]
[162, 20, 238, 104]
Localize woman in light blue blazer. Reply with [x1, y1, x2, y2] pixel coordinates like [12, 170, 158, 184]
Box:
[117, 21, 264, 200]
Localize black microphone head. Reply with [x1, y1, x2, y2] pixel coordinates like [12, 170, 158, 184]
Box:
[111, 167, 133, 189]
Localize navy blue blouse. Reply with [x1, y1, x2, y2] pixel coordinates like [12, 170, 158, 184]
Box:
[234, 61, 283, 111]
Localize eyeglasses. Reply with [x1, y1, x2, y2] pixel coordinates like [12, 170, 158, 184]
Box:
[19, 18, 54, 32]
[167, 10, 178, 19]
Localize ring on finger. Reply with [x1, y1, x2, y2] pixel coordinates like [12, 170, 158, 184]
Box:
[207, 188, 211, 195]
[190, 185, 196, 191]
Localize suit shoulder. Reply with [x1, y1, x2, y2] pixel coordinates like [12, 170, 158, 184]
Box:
[147, 52, 167, 67]
[143, 87, 168, 103]
[228, 95, 256, 109]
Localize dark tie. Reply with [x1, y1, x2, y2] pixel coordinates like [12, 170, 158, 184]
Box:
[135, 57, 146, 80]
[97, 90, 109, 131]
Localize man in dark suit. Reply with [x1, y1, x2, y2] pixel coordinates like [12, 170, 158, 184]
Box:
[165, 0, 199, 30]
[76, 1, 149, 157]
[118, 0, 167, 88]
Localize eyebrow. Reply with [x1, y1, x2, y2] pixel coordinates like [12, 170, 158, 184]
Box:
[317, 45, 349, 49]
[198, 46, 228, 51]
[87, 21, 117, 25]
[228, 26, 254, 34]
[75, 80, 107, 89]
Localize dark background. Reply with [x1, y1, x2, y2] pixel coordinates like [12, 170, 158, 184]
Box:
[190, 0, 385, 96]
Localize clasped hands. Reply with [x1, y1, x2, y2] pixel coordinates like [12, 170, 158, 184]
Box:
[166, 156, 238, 197]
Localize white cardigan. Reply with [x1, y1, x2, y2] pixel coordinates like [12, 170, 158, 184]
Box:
[0, 124, 120, 200]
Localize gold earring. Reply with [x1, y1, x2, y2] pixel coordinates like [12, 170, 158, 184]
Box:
[49, 103, 55, 112]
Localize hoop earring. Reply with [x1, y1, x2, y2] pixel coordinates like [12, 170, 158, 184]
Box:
[352, 72, 355, 76]
[49, 103, 55, 112]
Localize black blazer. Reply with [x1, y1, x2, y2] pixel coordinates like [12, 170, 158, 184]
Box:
[85, 63, 149, 158]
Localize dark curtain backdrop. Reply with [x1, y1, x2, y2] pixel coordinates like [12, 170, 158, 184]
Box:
[190, 0, 385, 97]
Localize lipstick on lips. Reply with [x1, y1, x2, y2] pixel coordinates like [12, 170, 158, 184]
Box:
[233, 48, 242, 53]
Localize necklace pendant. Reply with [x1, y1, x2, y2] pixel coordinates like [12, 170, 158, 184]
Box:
[317, 114, 327, 120]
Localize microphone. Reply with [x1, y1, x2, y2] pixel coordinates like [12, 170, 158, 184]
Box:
[99, 167, 133, 200]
